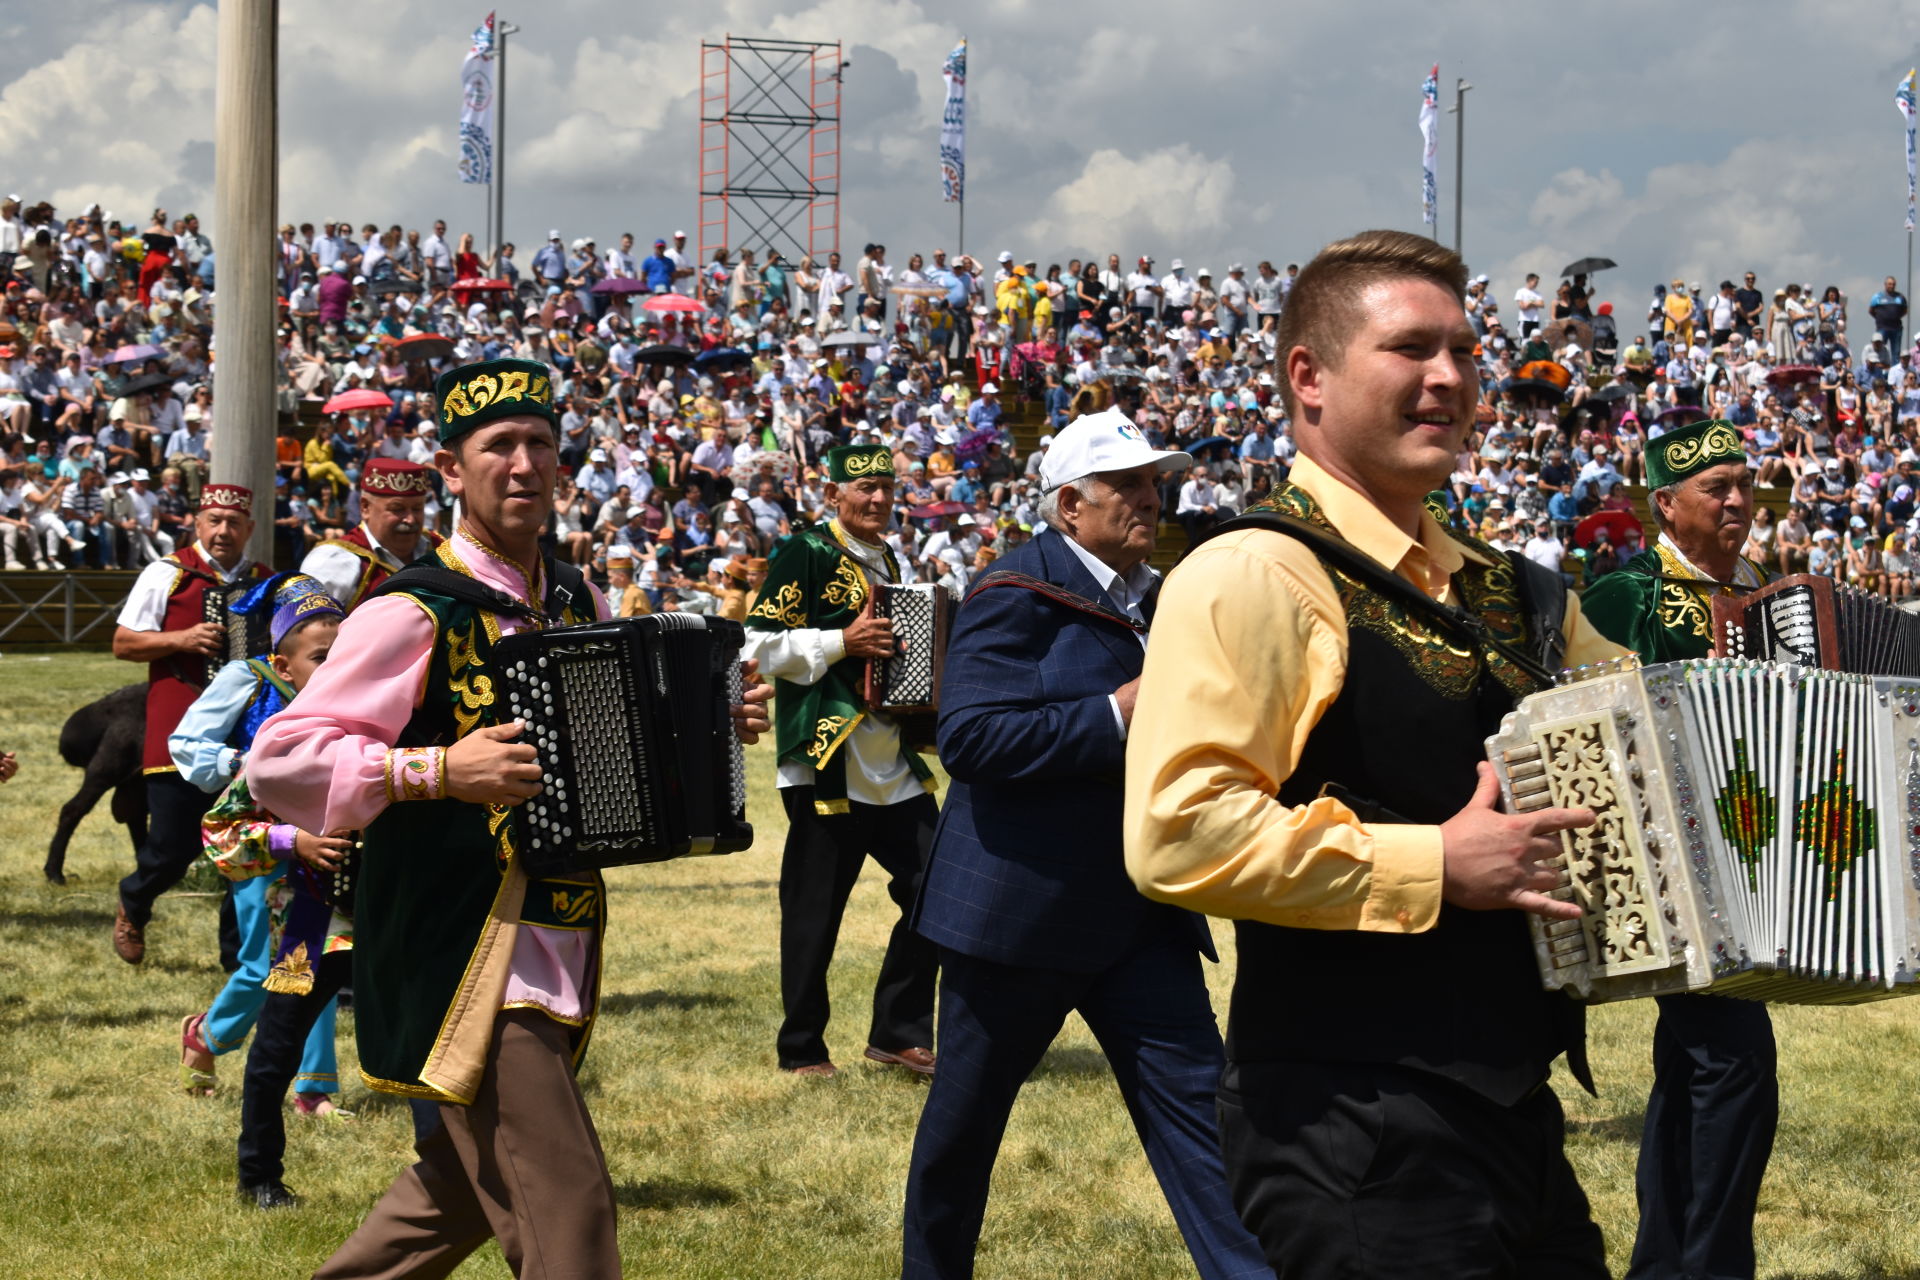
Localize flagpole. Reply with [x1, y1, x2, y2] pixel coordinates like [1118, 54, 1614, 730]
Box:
[1450, 78, 1472, 256]
[494, 19, 519, 263]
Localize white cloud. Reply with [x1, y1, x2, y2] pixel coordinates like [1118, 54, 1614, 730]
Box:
[1022, 146, 1238, 257]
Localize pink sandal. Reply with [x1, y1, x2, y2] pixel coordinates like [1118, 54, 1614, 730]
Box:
[179, 1014, 215, 1096]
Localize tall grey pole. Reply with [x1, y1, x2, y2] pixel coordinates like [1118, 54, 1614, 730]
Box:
[493, 21, 519, 262]
[1449, 78, 1472, 257]
[211, 0, 279, 565]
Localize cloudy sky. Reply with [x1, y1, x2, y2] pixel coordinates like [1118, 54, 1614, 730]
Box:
[5, 0, 1920, 316]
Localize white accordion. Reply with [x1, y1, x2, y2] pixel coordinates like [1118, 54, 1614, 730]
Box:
[1488, 658, 1920, 1005]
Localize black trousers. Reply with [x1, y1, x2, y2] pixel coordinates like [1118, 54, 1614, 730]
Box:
[1218, 1061, 1606, 1279]
[1627, 993, 1777, 1280]
[776, 786, 937, 1069]
[120, 771, 240, 968]
[238, 948, 352, 1186]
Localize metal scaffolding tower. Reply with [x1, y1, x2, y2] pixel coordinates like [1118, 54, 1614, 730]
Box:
[698, 35, 842, 271]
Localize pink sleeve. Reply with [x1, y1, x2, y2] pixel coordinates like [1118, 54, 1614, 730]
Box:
[249, 595, 437, 835]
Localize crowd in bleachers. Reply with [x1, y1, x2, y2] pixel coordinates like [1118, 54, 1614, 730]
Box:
[0, 195, 1914, 596]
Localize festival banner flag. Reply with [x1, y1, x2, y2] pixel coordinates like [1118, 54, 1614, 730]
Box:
[1420, 64, 1439, 231]
[1900, 70, 1916, 232]
[458, 13, 496, 186]
[940, 40, 967, 204]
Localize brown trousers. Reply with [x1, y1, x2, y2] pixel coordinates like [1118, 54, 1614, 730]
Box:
[313, 1010, 621, 1279]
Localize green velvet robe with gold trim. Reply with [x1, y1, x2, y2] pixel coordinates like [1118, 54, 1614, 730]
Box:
[354, 574, 603, 1104]
[1580, 542, 1771, 662]
[745, 523, 933, 814]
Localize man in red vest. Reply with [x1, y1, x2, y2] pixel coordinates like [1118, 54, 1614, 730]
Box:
[110, 483, 271, 965]
[300, 458, 438, 612]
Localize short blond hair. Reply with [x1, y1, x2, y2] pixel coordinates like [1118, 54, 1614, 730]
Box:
[1274, 230, 1468, 417]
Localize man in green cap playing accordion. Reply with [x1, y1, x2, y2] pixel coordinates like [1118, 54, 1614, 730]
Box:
[1581, 417, 1777, 1280]
[250, 357, 771, 1272]
[744, 442, 941, 1078]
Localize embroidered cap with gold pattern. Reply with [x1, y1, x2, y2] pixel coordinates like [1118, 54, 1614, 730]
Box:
[826, 443, 895, 484]
[1645, 418, 1746, 490]
[432, 356, 559, 443]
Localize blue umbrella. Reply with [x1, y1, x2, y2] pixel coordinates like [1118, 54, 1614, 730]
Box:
[1183, 435, 1234, 456]
[693, 347, 753, 373]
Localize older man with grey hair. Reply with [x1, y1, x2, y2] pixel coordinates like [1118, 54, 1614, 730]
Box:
[901, 409, 1270, 1279]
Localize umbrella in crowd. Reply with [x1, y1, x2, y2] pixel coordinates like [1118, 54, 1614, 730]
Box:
[118, 371, 177, 397]
[1183, 435, 1235, 458]
[1574, 510, 1644, 548]
[1504, 360, 1571, 403]
[693, 347, 753, 374]
[1588, 383, 1635, 404]
[393, 334, 454, 362]
[1541, 317, 1593, 352]
[450, 277, 513, 294]
[634, 344, 694, 367]
[908, 500, 970, 519]
[1767, 364, 1823, 388]
[820, 331, 873, 349]
[730, 452, 797, 487]
[107, 343, 164, 365]
[642, 294, 706, 315]
[322, 389, 395, 415]
[1560, 256, 1617, 278]
[367, 278, 414, 298]
[1656, 403, 1700, 423]
[591, 278, 650, 296]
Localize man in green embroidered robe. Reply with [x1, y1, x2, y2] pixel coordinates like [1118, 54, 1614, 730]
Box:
[745, 443, 942, 1077]
[1580, 418, 1778, 1280]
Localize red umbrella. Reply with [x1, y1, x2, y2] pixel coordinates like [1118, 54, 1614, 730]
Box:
[1766, 364, 1822, 388]
[321, 389, 395, 414]
[909, 501, 969, 519]
[450, 277, 512, 293]
[1574, 509, 1643, 548]
[642, 294, 707, 314]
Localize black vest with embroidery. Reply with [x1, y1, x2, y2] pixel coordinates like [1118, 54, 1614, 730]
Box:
[1226, 484, 1582, 1106]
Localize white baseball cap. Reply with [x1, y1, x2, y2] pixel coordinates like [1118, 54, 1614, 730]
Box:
[1038, 407, 1193, 493]
[1170, 258, 1184, 270]
[997, 250, 1013, 263]
[979, 381, 999, 394]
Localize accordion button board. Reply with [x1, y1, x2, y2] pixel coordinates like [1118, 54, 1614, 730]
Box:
[494, 614, 753, 877]
[1490, 658, 1920, 1005]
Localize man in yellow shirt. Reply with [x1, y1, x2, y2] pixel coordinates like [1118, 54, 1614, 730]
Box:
[1124, 229, 1623, 1278]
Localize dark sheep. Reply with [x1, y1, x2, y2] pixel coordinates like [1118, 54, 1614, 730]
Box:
[47, 684, 147, 885]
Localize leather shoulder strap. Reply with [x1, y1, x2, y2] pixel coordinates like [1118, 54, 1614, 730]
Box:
[966, 568, 1146, 634]
[1192, 510, 1558, 687]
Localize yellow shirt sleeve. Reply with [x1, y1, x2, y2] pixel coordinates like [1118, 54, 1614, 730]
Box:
[1123, 528, 1444, 933]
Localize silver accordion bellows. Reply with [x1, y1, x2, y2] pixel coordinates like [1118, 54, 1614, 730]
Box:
[1488, 658, 1920, 1005]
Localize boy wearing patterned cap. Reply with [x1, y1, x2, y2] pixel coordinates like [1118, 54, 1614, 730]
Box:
[171, 574, 350, 1112]
[181, 577, 357, 1206]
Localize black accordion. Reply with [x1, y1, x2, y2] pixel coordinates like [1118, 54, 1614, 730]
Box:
[494, 614, 753, 876]
[292, 841, 360, 917]
[206, 580, 270, 684]
[863, 583, 953, 713]
[1713, 574, 1920, 676]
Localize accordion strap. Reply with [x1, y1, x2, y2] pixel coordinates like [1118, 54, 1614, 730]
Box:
[369, 556, 587, 627]
[966, 569, 1147, 634]
[1192, 511, 1560, 688]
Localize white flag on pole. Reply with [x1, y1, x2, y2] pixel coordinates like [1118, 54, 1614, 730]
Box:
[458, 13, 496, 186]
[1899, 70, 1916, 232]
[940, 40, 967, 204]
[1420, 65, 1439, 230]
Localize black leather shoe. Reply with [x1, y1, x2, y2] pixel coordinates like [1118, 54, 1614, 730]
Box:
[238, 1180, 300, 1210]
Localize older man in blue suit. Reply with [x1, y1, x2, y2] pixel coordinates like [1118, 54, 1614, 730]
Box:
[900, 409, 1270, 1279]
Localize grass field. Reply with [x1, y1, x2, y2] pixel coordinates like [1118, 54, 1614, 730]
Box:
[3, 651, 1920, 1278]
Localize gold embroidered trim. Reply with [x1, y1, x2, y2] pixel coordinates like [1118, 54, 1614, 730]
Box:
[500, 999, 590, 1028]
[439, 366, 552, 427]
[748, 582, 806, 628]
[446, 616, 496, 738]
[822, 557, 868, 613]
[806, 711, 863, 768]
